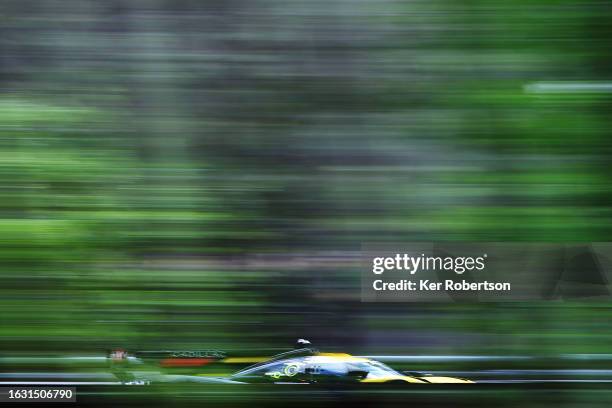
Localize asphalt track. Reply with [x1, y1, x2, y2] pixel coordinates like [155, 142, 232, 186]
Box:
[3, 380, 612, 407]
[50, 382, 612, 408]
[5, 355, 612, 406]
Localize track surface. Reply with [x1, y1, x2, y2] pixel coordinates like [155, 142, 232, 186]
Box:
[71, 383, 612, 408]
[3, 381, 612, 407]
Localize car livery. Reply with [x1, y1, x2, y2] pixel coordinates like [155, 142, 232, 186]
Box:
[109, 341, 474, 385]
[230, 349, 474, 384]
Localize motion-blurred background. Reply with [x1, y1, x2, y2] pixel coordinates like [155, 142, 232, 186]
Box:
[2, 0, 612, 399]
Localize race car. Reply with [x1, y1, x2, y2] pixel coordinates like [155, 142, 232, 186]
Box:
[229, 346, 474, 384]
[110, 340, 473, 385]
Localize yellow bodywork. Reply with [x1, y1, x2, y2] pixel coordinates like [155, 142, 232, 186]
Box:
[360, 375, 427, 384]
[313, 353, 474, 384]
[417, 376, 474, 384]
[361, 375, 473, 384]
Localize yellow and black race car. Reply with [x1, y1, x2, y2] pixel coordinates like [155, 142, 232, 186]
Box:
[110, 340, 473, 385]
[229, 347, 474, 384]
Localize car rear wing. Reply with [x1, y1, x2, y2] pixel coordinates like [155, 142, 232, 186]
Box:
[108, 349, 227, 368]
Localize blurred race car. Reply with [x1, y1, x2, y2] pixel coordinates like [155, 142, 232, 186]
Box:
[229, 346, 474, 384]
[110, 340, 473, 385]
